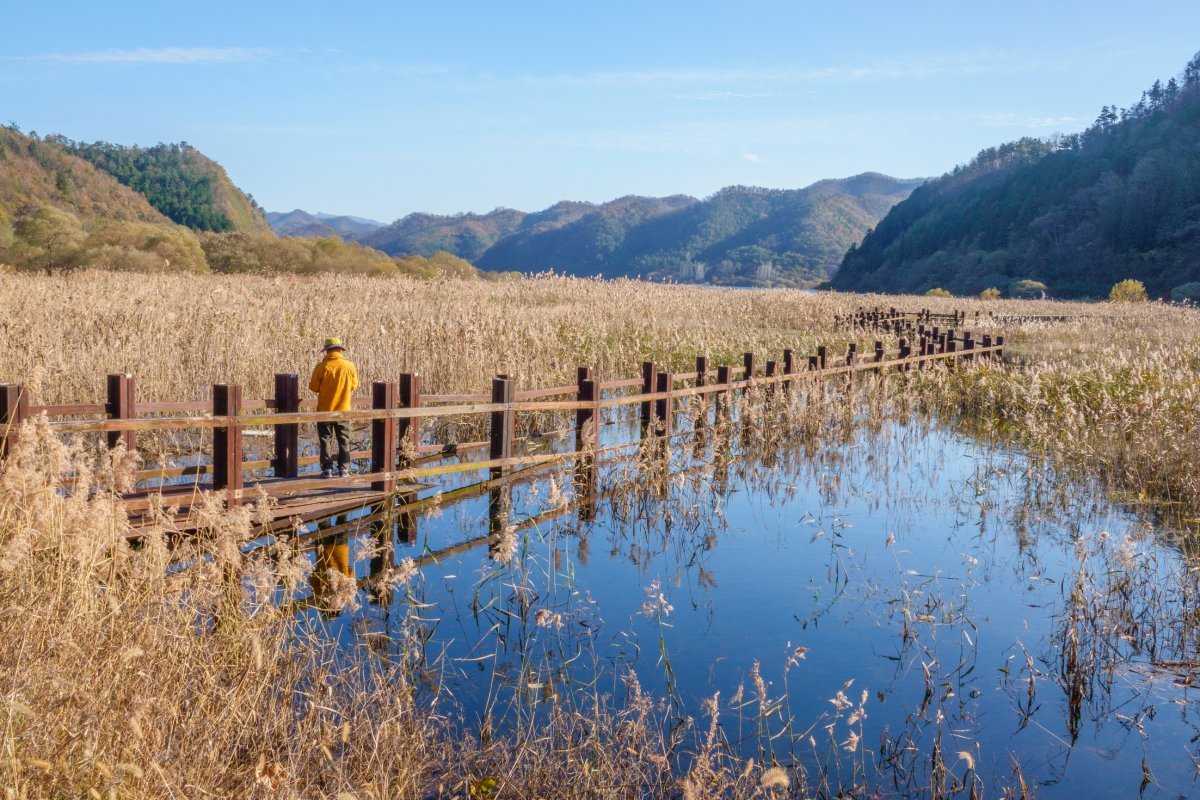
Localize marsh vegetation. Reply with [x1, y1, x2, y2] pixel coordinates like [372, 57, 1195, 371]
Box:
[2, 273, 1199, 797]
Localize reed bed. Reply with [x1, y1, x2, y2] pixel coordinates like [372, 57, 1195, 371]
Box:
[0, 269, 1110, 402]
[920, 303, 1200, 520]
[0, 270, 849, 403]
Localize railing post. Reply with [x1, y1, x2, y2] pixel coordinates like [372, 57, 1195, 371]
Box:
[575, 370, 598, 451]
[996, 335, 1005, 360]
[716, 365, 733, 423]
[212, 384, 243, 506]
[273, 373, 300, 478]
[846, 343, 857, 367]
[1, 384, 27, 459]
[655, 371, 673, 438]
[372, 381, 398, 493]
[397, 503, 418, 546]
[694, 355, 710, 424]
[765, 360, 778, 399]
[490, 375, 515, 479]
[487, 378, 516, 540]
[783, 349, 795, 376]
[106, 373, 136, 452]
[874, 341, 885, 365]
[817, 345, 827, 370]
[368, 509, 396, 605]
[742, 352, 756, 384]
[574, 367, 599, 521]
[640, 360, 656, 431]
[963, 332, 975, 362]
[398, 373, 421, 464]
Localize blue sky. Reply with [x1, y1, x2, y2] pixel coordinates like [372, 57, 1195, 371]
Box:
[4, 1, 1199, 221]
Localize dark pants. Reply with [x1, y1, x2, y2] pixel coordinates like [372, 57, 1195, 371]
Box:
[318, 421, 351, 470]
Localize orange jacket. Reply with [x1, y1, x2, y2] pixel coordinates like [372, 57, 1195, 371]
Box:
[309, 351, 359, 412]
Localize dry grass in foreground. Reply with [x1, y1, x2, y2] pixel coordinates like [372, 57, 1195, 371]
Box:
[0, 426, 689, 799]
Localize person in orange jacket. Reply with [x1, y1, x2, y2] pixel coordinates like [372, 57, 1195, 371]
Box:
[309, 337, 359, 477]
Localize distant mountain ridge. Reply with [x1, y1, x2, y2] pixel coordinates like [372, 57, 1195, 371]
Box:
[338, 173, 920, 286]
[313, 212, 384, 228]
[831, 51, 1200, 299]
[266, 209, 384, 239]
[359, 207, 531, 262]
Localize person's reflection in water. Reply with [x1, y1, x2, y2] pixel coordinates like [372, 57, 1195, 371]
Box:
[309, 524, 356, 616]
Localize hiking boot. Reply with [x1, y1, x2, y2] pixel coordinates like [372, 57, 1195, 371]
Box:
[337, 465, 350, 478]
[320, 468, 334, 479]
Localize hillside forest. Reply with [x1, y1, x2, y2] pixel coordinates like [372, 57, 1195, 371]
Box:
[832, 51, 1200, 300]
[0, 125, 500, 280]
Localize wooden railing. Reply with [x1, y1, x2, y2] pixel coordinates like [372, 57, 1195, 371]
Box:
[1, 335, 1004, 513]
[837, 306, 973, 331]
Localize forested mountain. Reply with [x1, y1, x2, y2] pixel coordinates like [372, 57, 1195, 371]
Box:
[832, 52, 1200, 299]
[0, 124, 503, 280]
[312, 212, 384, 236]
[59, 139, 270, 233]
[266, 209, 383, 238]
[265, 209, 341, 238]
[360, 207, 532, 262]
[0, 125, 169, 228]
[364, 175, 919, 286]
[475, 195, 700, 277]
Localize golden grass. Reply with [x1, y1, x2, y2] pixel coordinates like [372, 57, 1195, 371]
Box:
[0, 269, 1110, 403]
[4, 268, 1195, 513]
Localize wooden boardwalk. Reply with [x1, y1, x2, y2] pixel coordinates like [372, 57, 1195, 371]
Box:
[1, 329, 1006, 538]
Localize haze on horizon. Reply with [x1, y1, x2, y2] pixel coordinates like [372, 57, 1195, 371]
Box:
[5, 0, 1199, 222]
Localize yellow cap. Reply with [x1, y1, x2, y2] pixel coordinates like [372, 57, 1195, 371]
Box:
[322, 337, 345, 351]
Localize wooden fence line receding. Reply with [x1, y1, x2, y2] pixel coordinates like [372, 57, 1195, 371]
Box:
[1, 336, 1006, 523]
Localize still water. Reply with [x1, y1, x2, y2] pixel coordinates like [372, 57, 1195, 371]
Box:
[287, 412, 1200, 797]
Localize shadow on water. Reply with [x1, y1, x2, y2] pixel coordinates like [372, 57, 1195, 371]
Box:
[255, 388, 1200, 798]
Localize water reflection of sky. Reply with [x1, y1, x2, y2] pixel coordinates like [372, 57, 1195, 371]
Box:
[290, 415, 1200, 798]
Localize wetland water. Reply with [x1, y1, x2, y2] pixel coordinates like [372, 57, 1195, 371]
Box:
[285, 412, 1199, 797]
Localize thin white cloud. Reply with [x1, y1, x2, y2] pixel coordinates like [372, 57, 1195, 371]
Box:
[514, 51, 1025, 89]
[29, 46, 279, 64]
[743, 153, 764, 164]
[672, 90, 779, 101]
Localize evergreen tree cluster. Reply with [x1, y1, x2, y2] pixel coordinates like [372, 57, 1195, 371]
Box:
[58, 139, 235, 231]
[832, 51, 1200, 299]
